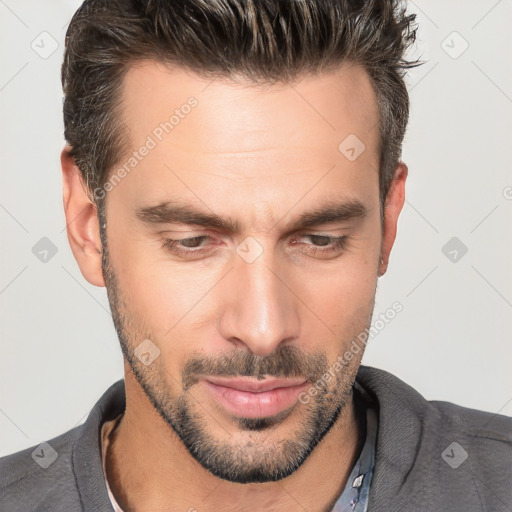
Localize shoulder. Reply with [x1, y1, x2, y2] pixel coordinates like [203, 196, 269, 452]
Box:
[431, 396, 512, 442]
[428, 397, 512, 475]
[420, 387, 512, 509]
[356, 365, 512, 510]
[0, 425, 84, 511]
[0, 379, 125, 512]
[357, 364, 512, 442]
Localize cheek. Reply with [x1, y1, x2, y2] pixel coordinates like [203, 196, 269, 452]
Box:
[299, 252, 378, 350]
[119, 267, 194, 334]
[113, 248, 223, 346]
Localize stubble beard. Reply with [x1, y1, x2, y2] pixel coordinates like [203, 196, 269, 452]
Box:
[99, 217, 367, 484]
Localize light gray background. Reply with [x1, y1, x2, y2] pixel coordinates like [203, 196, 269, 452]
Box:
[1, 0, 511, 457]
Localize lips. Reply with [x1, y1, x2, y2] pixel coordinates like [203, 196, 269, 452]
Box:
[201, 376, 309, 419]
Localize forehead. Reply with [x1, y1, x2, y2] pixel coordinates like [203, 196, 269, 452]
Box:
[119, 59, 379, 158]
[112, 60, 380, 213]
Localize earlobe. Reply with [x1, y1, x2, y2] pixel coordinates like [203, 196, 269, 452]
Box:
[378, 162, 408, 277]
[61, 146, 106, 288]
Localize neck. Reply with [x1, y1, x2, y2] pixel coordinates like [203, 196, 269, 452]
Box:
[106, 371, 363, 512]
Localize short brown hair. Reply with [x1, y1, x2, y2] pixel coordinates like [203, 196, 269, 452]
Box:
[62, 0, 419, 216]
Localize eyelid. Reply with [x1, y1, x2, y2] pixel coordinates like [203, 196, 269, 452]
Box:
[159, 228, 217, 235]
[161, 233, 349, 259]
[292, 232, 347, 242]
[164, 232, 344, 244]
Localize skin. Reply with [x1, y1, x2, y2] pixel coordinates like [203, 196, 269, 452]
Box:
[61, 60, 407, 511]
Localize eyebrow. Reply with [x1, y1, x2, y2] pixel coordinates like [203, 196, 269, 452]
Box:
[136, 203, 241, 232]
[135, 198, 367, 233]
[292, 199, 367, 230]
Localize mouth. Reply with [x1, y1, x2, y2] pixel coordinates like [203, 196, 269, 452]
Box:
[201, 376, 309, 419]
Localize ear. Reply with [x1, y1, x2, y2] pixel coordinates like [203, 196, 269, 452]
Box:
[378, 162, 408, 277]
[61, 146, 105, 287]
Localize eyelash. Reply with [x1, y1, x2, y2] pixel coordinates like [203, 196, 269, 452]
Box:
[161, 234, 348, 258]
[295, 235, 348, 255]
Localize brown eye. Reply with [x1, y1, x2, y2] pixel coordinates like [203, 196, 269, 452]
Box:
[161, 236, 213, 257]
[309, 235, 332, 247]
[179, 236, 207, 248]
[292, 234, 348, 257]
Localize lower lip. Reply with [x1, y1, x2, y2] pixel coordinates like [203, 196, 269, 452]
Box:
[202, 380, 309, 419]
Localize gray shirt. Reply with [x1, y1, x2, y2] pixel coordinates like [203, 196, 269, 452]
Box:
[1, 365, 511, 511]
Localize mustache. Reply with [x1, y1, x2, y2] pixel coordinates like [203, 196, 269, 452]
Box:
[181, 345, 328, 390]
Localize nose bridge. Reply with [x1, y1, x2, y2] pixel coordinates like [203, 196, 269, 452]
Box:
[218, 245, 299, 357]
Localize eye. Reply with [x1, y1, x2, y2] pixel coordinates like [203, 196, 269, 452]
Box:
[160, 234, 349, 259]
[161, 236, 213, 256]
[307, 235, 333, 246]
[175, 236, 207, 248]
[292, 234, 348, 256]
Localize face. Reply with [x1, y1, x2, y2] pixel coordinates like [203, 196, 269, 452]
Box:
[91, 60, 395, 483]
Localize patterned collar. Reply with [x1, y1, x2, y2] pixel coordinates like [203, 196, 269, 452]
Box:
[330, 381, 378, 512]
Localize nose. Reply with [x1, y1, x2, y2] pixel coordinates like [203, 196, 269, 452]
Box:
[217, 245, 300, 357]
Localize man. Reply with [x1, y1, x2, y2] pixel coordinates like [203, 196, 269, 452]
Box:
[1, 0, 510, 510]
